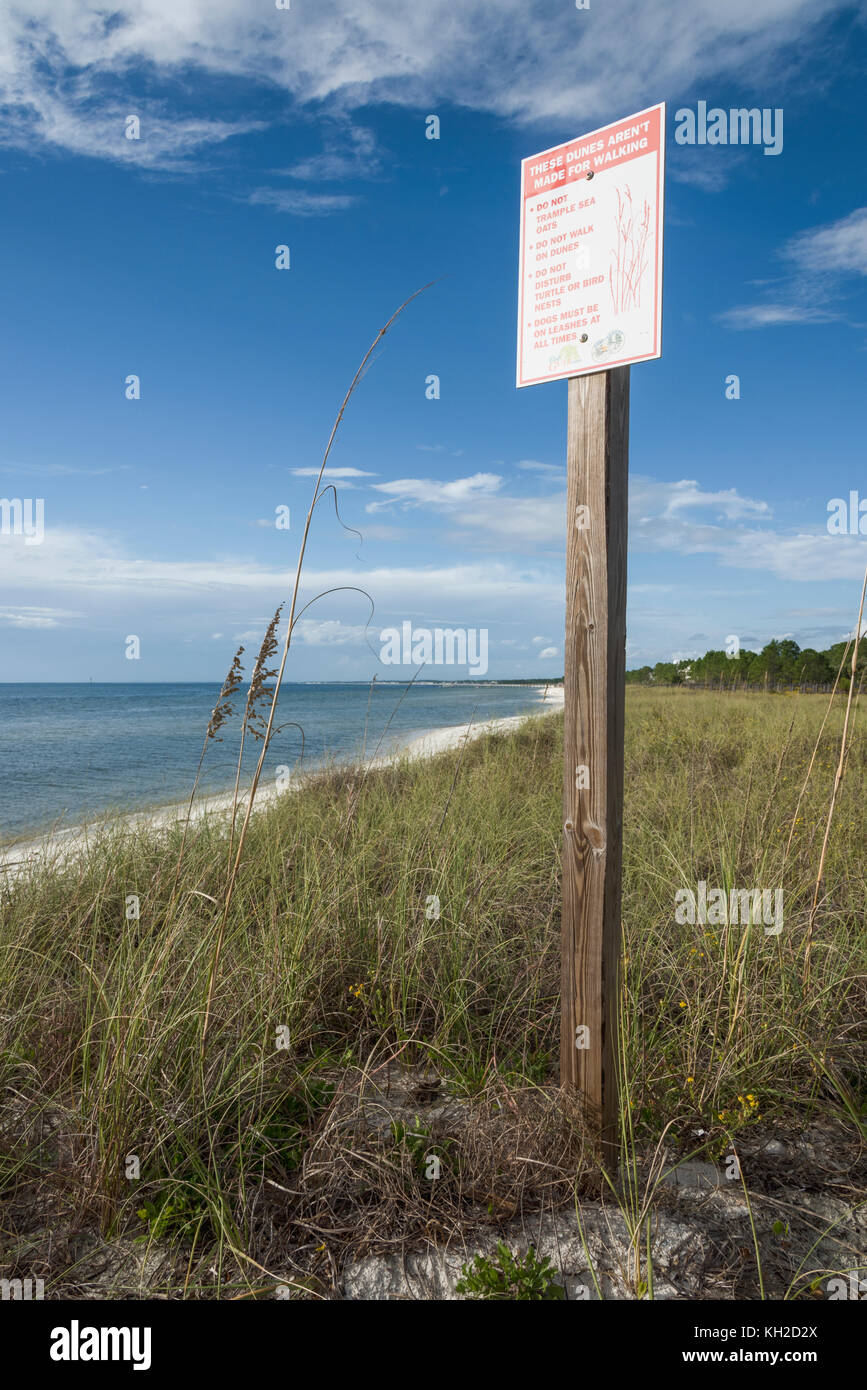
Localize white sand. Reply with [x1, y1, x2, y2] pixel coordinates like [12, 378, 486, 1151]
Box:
[0, 686, 564, 878]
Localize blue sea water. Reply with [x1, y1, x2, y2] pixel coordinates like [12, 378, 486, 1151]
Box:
[0, 682, 552, 842]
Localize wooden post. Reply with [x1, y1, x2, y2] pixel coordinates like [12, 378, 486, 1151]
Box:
[561, 366, 630, 1165]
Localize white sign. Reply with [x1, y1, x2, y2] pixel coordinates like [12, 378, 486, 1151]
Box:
[517, 103, 665, 387]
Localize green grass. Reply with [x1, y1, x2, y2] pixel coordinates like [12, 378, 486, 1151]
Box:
[0, 688, 864, 1295]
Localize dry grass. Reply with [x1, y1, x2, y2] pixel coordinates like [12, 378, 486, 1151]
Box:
[0, 688, 864, 1297]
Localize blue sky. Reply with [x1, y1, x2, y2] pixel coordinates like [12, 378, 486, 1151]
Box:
[1, 0, 866, 682]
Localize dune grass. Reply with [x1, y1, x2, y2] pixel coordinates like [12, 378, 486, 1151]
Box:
[0, 687, 864, 1295]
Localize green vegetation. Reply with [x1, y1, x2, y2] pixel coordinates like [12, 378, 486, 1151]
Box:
[627, 637, 865, 688]
[0, 688, 864, 1296]
[456, 1242, 565, 1300]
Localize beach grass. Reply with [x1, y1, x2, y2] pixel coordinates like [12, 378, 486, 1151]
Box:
[0, 687, 864, 1296]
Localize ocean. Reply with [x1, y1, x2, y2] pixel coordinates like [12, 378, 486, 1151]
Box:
[0, 681, 553, 842]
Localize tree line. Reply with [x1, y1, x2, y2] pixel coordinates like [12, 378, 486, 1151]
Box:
[626, 638, 866, 690]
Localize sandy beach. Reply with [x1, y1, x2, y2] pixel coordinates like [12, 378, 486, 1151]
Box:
[0, 686, 564, 878]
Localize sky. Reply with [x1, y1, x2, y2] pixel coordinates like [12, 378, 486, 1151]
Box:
[1, 0, 866, 682]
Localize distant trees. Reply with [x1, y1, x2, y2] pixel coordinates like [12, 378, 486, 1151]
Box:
[626, 637, 865, 690]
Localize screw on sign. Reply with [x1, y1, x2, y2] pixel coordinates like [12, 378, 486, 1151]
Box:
[516, 103, 665, 1165]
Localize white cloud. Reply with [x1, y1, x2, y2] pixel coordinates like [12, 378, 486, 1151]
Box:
[0, 462, 133, 477]
[0, 524, 562, 611]
[633, 477, 771, 523]
[628, 477, 867, 582]
[277, 125, 382, 182]
[248, 188, 356, 216]
[361, 470, 867, 586]
[365, 470, 566, 549]
[292, 467, 377, 478]
[516, 460, 565, 477]
[718, 303, 839, 329]
[720, 206, 867, 329]
[538, 646, 558, 659]
[0, 605, 81, 628]
[367, 472, 503, 511]
[0, 54, 262, 169]
[2, 472, 863, 664]
[783, 207, 867, 277]
[364, 469, 863, 583]
[669, 147, 745, 193]
[445, 495, 565, 548]
[360, 523, 406, 541]
[0, 1, 849, 167]
[292, 618, 371, 646]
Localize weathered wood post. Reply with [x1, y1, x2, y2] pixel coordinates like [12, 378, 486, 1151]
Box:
[561, 367, 629, 1163]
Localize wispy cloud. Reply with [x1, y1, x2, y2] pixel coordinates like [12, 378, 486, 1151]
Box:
[516, 460, 565, 477]
[363, 470, 776, 554]
[275, 125, 383, 182]
[292, 467, 377, 478]
[0, 79, 262, 171]
[0, 524, 562, 613]
[361, 468, 867, 585]
[367, 472, 503, 511]
[248, 188, 356, 217]
[720, 205, 867, 329]
[718, 302, 839, 329]
[292, 618, 371, 646]
[669, 146, 747, 193]
[783, 206, 867, 276]
[629, 476, 866, 582]
[634, 477, 771, 523]
[0, 605, 82, 629]
[0, 463, 133, 477]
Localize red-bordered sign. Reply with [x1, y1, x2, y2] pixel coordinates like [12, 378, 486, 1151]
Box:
[517, 103, 665, 387]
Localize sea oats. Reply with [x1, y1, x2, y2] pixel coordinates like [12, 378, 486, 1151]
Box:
[206, 646, 245, 742]
[244, 606, 283, 744]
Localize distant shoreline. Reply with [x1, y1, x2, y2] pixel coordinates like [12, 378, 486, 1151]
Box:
[0, 687, 564, 876]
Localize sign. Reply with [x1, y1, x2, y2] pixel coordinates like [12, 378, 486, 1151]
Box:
[516, 102, 665, 388]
